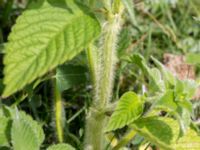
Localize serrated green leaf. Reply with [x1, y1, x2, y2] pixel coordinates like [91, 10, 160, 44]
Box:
[19, 111, 44, 145]
[149, 68, 165, 92]
[131, 117, 179, 150]
[131, 117, 200, 150]
[106, 92, 143, 132]
[3, 0, 101, 97]
[173, 127, 200, 150]
[151, 56, 175, 86]
[155, 90, 178, 111]
[182, 80, 198, 99]
[131, 54, 149, 74]
[0, 116, 11, 146]
[12, 118, 39, 150]
[131, 54, 165, 92]
[56, 64, 88, 92]
[47, 144, 75, 150]
[174, 79, 196, 112]
[177, 100, 192, 113]
[11, 110, 44, 150]
[176, 107, 191, 135]
[1, 105, 16, 118]
[154, 89, 193, 135]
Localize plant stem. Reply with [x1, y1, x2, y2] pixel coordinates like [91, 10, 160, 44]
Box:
[99, 16, 119, 108]
[53, 78, 64, 143]
[84, 108, 106, 150]
[112, 130, 137, 150]
[85, 42, 105, 150]
[84, 2, 124, 150]
[67, 106, 85, 124]
[86, 44, 101, 105]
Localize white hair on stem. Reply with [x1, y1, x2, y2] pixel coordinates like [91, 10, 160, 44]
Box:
[84, 7, 124, 150]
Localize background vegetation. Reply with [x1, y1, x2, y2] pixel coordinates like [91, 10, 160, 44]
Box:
[0, 0, 200, 149]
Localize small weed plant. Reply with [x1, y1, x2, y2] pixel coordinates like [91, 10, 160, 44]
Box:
[0, 0, 200, 150]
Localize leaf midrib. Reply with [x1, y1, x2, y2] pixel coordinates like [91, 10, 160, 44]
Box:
[4, 8, 95, 95]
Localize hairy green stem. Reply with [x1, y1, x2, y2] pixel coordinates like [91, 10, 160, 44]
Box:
[85, 42, 105, 150]
[85, 2, 124, 150]
[53, 79, 64, 143]
[99, 17, 119, 107]
[86, 44, 101, 104]
[85, 109, 106, 150]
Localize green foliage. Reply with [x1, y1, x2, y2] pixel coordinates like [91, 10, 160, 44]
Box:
[11, 111, 44, 150]
[151, 56, 175, 86]
[130, 53, 199, 137]
[131, 117, 200, 150]
[1, 0, 200, 150]
[3, 0, 101, 97]
[173, 127, 200, 150]
[0, 79, 4, 95]
[121, 0, 137, 26]
[131, 117, 178, 150]
[155, 89, 193, 134]
[155, 90, 178, 111]
[0, 107, 44, 150]
[154, 79, 197, 134]
[131, 54, 165, 92]
[0, 116, 11, 146]
[47, 144, 75, 150]
[56, 64, 88, 92]
[106, 92, 143, 132]
[117, 28, 131, 58]
[133, 56, 194, 105]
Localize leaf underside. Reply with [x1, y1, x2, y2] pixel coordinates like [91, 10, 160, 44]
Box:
[3, 0, 100, 97]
